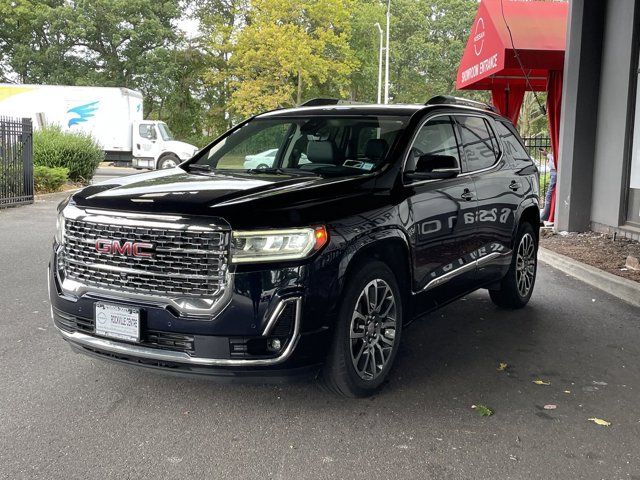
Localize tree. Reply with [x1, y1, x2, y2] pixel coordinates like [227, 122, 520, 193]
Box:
[0, 0, 82, 83]
[229, 0, 357, 117]
[196, 0, 249, 133]
[388, 0, 485, 103]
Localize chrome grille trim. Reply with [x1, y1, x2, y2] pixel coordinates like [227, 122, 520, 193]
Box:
[58, 204, 232, 316]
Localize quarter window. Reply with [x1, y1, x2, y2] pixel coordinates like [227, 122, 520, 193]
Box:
[456, 116, 499, 172]
[495, 120, 530, 162]
[406, 117, 461, 173]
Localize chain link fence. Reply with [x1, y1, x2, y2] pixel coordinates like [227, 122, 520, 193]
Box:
[1, 117, 33, 208]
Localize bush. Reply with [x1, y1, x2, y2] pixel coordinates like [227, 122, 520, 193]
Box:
[33, 127, 104, 183]
[34, 166, 69, 193]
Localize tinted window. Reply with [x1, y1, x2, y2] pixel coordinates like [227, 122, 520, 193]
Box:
[495, 120, 531, 162]
[406, 117, 461, 172]
[456, 116, 499, 172]
[197, 116, 408, 177]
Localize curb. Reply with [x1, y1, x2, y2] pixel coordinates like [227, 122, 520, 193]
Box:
[539, 247, 640, 308]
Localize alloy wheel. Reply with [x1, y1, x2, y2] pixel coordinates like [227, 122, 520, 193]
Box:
[516, 233, 536, 297]
[350, 279, 397, 381]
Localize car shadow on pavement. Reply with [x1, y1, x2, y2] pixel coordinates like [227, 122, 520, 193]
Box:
[92, 289, 555, 412]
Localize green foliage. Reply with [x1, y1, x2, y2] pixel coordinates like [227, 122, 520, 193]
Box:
[33, 165, 69, 193]
[33, 127, 104, 183]
[230, 0, 357, 117]
[2, 0, 492, 139]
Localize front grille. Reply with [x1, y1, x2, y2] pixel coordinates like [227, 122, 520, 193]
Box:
[61, 218, 229, 297]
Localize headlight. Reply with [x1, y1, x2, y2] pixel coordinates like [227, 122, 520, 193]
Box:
[55, 211, 66, 245]
[231, 226, 328, 263]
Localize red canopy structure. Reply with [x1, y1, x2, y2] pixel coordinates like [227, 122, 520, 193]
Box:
[456, 0, 568, 222]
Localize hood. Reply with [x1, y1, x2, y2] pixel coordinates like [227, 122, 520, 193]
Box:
[166, 140, 197, 152]
[71, 167, 377, 228]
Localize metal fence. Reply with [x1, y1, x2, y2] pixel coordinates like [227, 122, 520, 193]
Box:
[522, 136, 552, 201]
[1, 117, 33, 208]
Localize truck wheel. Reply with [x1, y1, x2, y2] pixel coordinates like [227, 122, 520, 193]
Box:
[157, 154, 179, 170]
[489, 222, 538, 309]
[322, 260, 403, 397]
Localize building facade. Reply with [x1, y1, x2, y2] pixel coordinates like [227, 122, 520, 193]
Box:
[558, 0, 640, 239]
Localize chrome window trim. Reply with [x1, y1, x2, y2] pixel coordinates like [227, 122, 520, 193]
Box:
[401, 112, 504, 188]
[52, 298, 303, 367]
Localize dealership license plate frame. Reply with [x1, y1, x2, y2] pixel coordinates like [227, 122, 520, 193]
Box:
[94, 302, 140, 343]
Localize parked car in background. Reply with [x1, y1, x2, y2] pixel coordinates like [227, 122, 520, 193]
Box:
[244, 149, 308, 170]
[49, 96, 540, 397]
[0, 84, 198, 170]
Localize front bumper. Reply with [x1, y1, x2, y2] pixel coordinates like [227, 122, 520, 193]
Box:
[49, 257, 333, 377]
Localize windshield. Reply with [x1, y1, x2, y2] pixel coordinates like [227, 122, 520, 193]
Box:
[158, 123, 175, 141]
[191, 116, 408, 177]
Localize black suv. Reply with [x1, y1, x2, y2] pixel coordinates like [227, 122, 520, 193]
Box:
[49, 96, 539, 397]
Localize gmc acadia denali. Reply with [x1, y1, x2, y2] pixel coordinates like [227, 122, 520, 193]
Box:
[49, 96, 539, 397]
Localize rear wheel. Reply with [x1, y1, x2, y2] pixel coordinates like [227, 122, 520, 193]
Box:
[322, 261, 403, 397]
[157, 154, 179, 170]
[489, 222, 538, 309]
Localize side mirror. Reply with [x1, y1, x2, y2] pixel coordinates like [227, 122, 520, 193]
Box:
[405, 154, 460, 181]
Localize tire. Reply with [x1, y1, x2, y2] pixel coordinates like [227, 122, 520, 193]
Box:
[489, 222, 538, 309]
[157, 154, 180, 170]
[322, 260, 403, 397]
[256, 163, 269, 169]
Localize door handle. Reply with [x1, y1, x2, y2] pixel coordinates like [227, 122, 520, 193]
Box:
[509, 181, 520, 191]
[461, 189, 474, 201]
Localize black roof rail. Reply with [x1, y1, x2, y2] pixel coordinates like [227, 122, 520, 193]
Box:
[299, 98, 363, 107]
[425, 95, 497, 113]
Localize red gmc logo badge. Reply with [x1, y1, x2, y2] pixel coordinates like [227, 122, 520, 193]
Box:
[95, 239, 153, 258]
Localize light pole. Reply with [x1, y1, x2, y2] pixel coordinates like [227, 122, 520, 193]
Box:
[384, 0, 391, 104]
[374, 23, 383, 104]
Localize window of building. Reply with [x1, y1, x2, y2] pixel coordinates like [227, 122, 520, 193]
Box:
[627, 51, 640, 226]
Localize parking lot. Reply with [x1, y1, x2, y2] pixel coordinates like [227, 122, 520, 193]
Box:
[1, 192, 639, 480]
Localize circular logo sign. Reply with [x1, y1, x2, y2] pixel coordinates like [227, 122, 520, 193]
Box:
[474, 17, 485, 56]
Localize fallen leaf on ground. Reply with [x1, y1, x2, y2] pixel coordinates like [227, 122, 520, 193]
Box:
[471, 404, 494, 417]
[543, 404, 557, 410]
[533, 379, 551, 386]
[564, 390, 571, 394]
[587, 417, 611, 426]
[497, 362, 508, 372]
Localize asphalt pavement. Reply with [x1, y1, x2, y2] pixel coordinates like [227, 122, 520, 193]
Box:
[1, 192, 639, 480]
[91, 165, 140, 184]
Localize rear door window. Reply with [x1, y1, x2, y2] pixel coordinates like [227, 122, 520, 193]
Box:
[455, 115, 499, 172]
[406, 116, 461, 173]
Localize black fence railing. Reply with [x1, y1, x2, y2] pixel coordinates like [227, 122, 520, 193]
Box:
[1, 117, 33, 208]
[522, 136, 552, 201]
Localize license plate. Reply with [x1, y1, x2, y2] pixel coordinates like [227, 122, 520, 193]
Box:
[95, 302, 140, 343]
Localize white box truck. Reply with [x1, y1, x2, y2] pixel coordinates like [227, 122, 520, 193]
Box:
[0, 84, 198, 169]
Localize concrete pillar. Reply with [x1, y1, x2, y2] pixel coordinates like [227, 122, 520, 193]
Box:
[555, 0, 606, 232]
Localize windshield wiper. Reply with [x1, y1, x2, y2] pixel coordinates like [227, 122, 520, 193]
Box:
[187, 164, 212, 173]
[245, 168, 319, 177]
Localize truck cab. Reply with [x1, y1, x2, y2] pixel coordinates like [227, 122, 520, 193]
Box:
[132, 120, 199, 170]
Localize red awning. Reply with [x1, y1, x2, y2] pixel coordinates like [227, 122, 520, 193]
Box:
[456, 0, 568, 92]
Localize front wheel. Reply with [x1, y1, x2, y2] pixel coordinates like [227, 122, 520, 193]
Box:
[489, 222, 538, 309]
[322, 261, 403, 397]
[157, 154, 180, 170]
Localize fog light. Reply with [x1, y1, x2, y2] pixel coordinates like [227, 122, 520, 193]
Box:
[268, 338, 282, 352]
